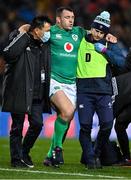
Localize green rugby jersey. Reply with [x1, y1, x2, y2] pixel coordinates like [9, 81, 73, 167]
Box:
[50, 25, 86, 84]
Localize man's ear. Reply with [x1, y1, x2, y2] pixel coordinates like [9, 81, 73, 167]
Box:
[34, 27, 39, 34]
[32, 27, 40, 39]
[56, 17, 60, 24]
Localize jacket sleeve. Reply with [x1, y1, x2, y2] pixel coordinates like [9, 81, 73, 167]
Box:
[3, 30, 31, 62]
[124, 49, 131, 71]
[105, 43, 126, 68]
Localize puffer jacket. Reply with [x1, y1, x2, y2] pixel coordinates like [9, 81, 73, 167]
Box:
[2, 30, 51, 114]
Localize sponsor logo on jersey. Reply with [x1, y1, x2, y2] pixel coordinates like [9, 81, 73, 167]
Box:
[60, 53, 76, 57]
[64, 42, 73, 52]
[72, 34, 78, 41]
[56, 34, 62, 39]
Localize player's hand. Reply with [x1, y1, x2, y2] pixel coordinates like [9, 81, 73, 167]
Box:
[18, 24, 30, 33]
[106, 33, 117, 43]
[94, 43, 107, 53]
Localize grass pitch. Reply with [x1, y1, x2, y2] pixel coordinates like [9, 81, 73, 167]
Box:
[0, 138, 131, 179]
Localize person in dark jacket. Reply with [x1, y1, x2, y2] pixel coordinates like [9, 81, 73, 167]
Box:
[77, 11, 125, 169]
[113, 53, 131, 166]
[2, 16, 52, 168]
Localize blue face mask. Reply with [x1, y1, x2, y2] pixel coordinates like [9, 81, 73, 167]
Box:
[40, 31, 50, 43]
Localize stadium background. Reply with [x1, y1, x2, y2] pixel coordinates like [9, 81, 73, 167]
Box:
[0, 0, 131, 138]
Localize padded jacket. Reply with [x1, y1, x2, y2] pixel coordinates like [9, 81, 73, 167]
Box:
[2, 30, 51, 114]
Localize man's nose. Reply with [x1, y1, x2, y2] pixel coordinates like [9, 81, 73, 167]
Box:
[69, 18, 73, 22]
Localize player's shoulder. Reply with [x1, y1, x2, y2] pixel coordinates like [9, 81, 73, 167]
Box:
[72, 26, 84, 31]
[72, 26, 86, 35]
[50, 25, 58, 31]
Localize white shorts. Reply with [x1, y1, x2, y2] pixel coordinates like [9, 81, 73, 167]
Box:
[49, 78, 76, 107]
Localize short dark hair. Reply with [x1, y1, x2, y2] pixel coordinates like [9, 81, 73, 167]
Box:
[30, 16, 52, 31]
[56, 6, 73, 17]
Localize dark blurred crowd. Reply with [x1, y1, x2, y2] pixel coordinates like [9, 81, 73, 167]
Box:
[0, 0, 131, 105]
